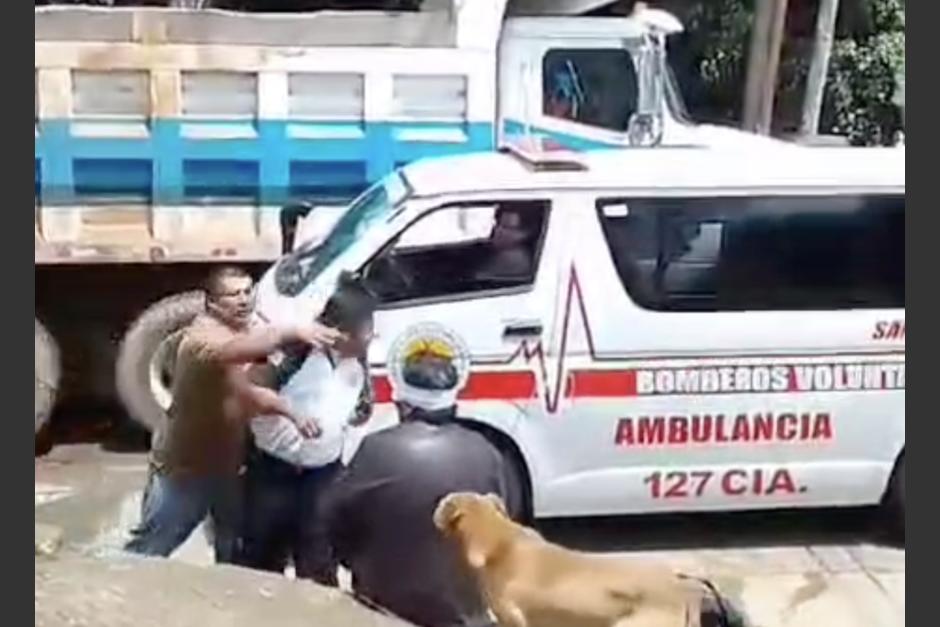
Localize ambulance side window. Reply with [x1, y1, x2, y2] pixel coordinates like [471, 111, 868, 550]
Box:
[363, 200, 550, 305]
[542, 48, 638, 131]
[597, 194, 904, 311]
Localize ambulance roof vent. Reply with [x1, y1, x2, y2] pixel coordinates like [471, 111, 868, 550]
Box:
[499, 136, 589, 172]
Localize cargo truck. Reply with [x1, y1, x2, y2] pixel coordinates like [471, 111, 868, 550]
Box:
[34, 0, 785, 434]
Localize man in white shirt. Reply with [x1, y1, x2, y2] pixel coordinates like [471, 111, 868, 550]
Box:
[238, 275, 376, 585]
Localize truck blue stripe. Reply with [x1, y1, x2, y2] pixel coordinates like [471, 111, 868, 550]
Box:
[34, 118, 618, 207]
[35, 119, 494, 206]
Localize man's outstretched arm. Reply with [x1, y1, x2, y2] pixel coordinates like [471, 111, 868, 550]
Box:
[216, 322, 344, 365]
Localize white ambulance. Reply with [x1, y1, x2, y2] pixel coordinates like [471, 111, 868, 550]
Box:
[253, 144, 905, 530]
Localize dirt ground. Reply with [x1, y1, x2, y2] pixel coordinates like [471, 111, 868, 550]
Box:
[36, 552, 412, 627]
[35, 429, 415, 627]
[35, 553, 407, 627]
[36, 440, 904, 627]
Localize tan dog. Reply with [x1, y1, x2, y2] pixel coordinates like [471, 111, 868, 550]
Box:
[434, 492, 702, 627]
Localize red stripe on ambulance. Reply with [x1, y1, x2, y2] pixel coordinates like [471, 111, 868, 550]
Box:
[460, 371, 537, 401]
[371, 362, 902, 404]
[567, 370, 638, 397]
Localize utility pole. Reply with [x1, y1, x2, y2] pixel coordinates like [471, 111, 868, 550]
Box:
[800, 0, 841, 136]
[743, 0, 789, 135]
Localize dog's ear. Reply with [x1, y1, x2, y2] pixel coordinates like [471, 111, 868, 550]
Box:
[433, 494, 463, 533]
[485, 493, 508, 517]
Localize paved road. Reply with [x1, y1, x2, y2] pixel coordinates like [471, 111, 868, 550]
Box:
[36, 440, 904, 627]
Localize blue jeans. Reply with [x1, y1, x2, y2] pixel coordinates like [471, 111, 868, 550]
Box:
[124, 470, 242, 563]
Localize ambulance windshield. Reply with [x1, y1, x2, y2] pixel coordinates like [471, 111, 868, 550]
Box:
[274, 172, 411, 297]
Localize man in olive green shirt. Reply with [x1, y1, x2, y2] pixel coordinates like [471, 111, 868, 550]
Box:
[126, 266, 341, 562]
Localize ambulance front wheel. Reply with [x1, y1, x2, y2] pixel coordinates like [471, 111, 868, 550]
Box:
[502, 450, 532, 524]
[476, 425, 532, 523]
[886, 453, 904, 542]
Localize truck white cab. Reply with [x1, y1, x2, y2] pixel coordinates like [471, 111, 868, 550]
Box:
[254, 144, 905, 526]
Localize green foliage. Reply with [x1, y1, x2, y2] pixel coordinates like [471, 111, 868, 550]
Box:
[679, 0, 754, 122]
[869, 0, 905, 32]
[676, 0, 904, 145]
[822, 1, 905, 145]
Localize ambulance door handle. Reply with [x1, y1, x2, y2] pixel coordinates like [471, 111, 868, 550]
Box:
[503, 320, 543, 338]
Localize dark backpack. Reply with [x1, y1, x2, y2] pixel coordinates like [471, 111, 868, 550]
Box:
[271, 343, 373, 424]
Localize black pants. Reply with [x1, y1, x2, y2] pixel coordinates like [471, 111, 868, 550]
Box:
[238, 451, 342, 586]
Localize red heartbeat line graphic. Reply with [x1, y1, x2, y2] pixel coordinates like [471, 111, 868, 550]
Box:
[372, 266, 639, 413]
[504, 266, 603, 414]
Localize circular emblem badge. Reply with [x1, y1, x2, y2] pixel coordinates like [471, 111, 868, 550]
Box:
[388, 322, 472, 402]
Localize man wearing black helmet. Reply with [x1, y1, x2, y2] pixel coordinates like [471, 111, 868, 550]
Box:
[324, 326, 518, 627]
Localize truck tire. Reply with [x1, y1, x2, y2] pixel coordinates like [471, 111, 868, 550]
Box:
[116, 291, 204, 433]
[35, 319, 61, 434]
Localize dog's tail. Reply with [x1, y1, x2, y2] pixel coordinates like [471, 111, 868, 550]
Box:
[605, 578, 702, 627]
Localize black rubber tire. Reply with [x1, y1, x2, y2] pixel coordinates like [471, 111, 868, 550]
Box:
[115, 291, 204, 433]
[35, 319, 61, 434]
[888, 454, 905, 541]
[461, 421, 534, 522]
[501, 448, 532, 524]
